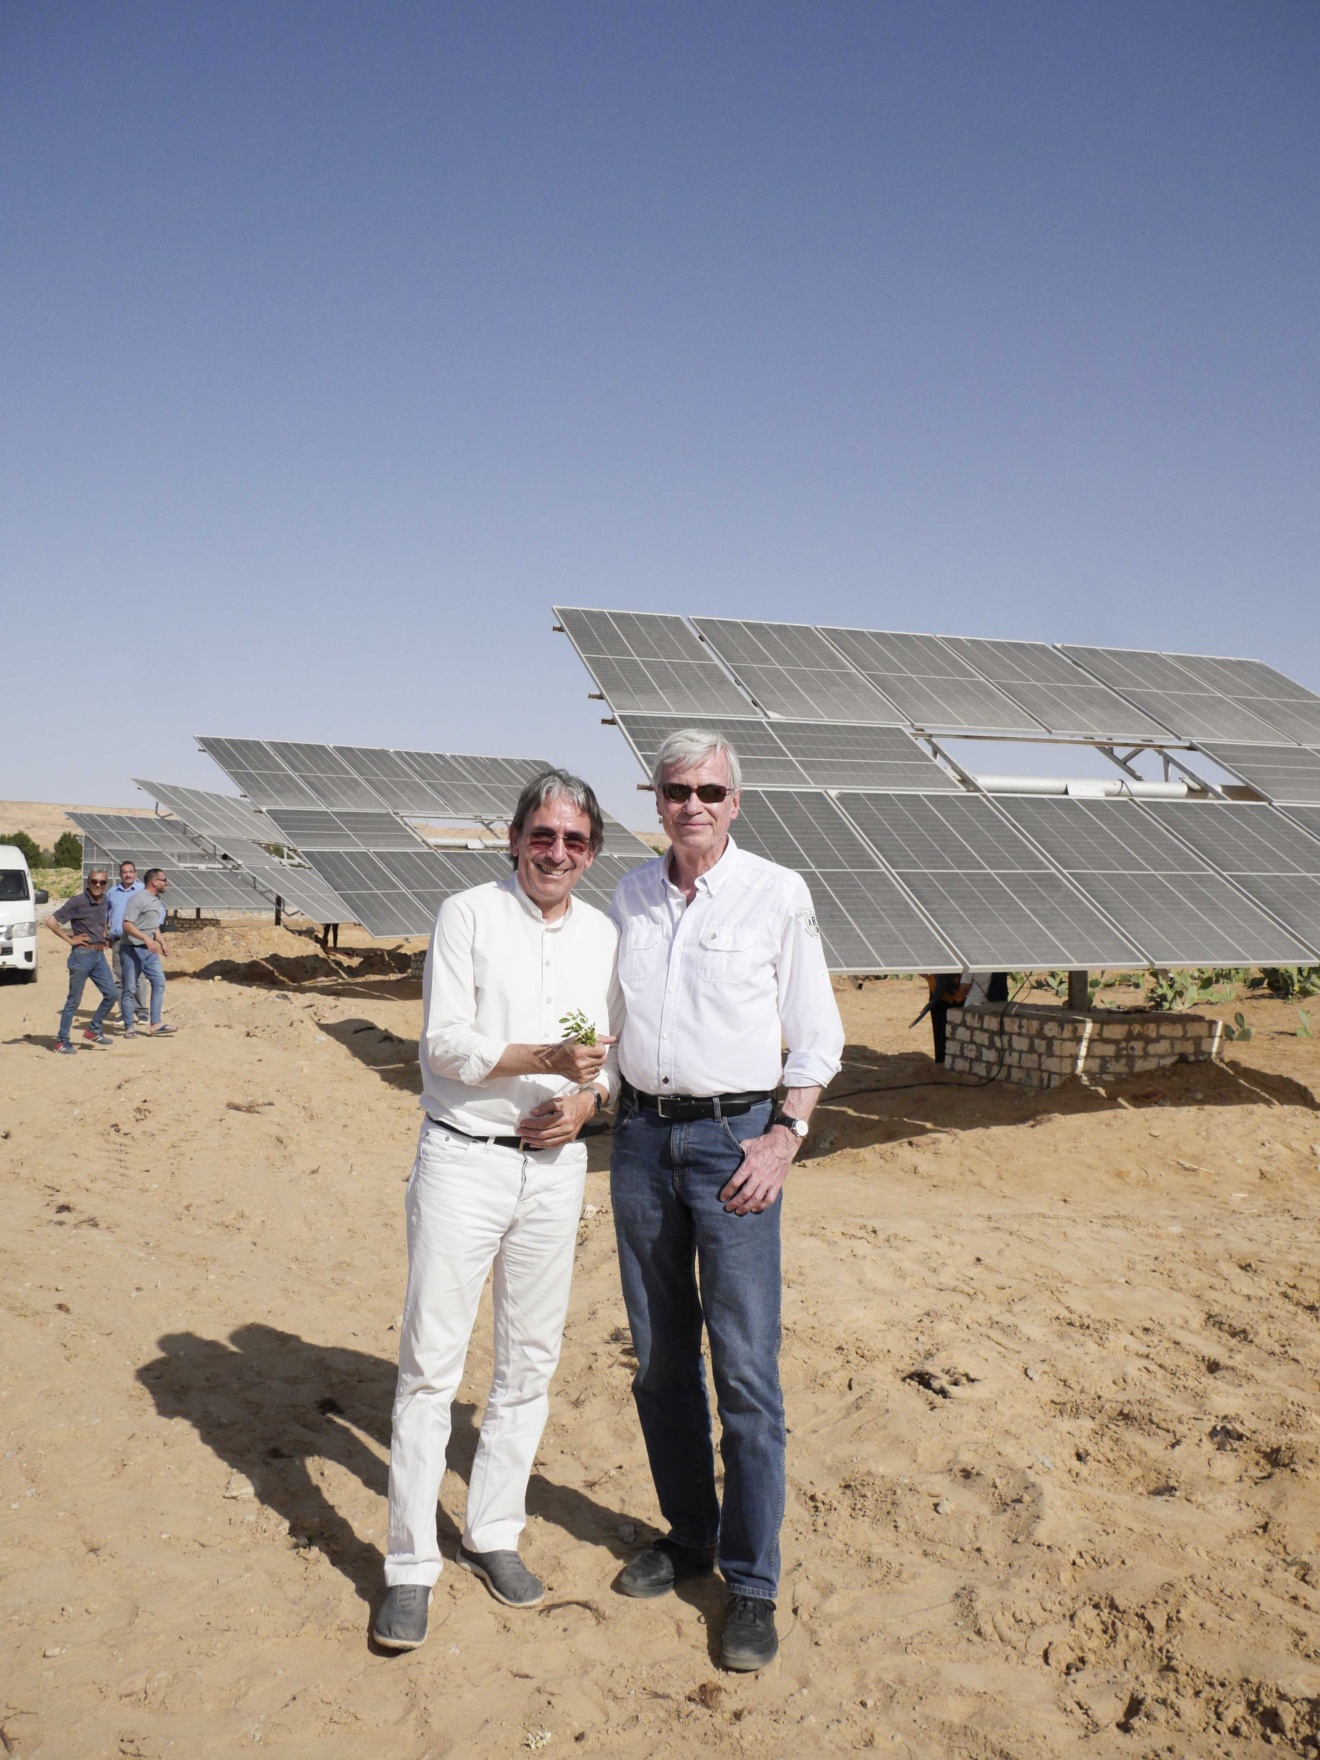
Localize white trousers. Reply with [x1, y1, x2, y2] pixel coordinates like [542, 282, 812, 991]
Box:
[384, 1118, 587, 1586]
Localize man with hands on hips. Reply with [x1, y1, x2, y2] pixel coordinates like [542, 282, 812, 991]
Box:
[608, 730, 844, 1671]
[374, 769, 621, 1650]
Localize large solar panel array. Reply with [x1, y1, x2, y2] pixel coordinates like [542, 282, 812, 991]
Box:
[992, 797, 1314, 966]
[615, 714, 961, 792]
[197, 737, 550, 817]
[134, 780, 351, 924]
[837, 792, 1144, 969]
[733, 792, 957, 970]
[1194, 745, 1320, 807]
[692, 619, 893, 723]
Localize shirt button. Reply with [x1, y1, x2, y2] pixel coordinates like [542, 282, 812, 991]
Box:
[662, 1032, 669, 1040]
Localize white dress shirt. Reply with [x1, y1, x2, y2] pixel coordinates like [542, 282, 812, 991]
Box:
[420, 873, 621, 1136]
[609, 835, 844, 1098]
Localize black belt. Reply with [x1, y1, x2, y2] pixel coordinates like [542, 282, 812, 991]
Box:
[624, 1083, 773, 1122]
[428, 1117, 547, 1152]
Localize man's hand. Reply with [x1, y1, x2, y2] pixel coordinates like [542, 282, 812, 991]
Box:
[68, 932, 92, 949]
[718, 1127, 798, 1215]
[541, 1036, 615, 1084]
[517, 1089, 599, 1149]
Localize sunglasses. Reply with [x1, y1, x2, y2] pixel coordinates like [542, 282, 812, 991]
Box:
[524, 829, 592, 855]
[661, 783, 731, 804]
[87, 879, 108, 887]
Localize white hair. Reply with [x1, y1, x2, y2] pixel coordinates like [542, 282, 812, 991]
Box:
[649, 729, 742, 793]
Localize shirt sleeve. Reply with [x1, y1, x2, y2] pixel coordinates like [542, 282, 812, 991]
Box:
[420, 895, 508, 1085]
[53, 898, 75, 925]
[777, 878, 845, 1090]
[599, 925, 624, 1107]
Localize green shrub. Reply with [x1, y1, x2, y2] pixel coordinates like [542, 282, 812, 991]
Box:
[51, 830, 83, 868]
[1223, 1011, 1253, 1042]
[1, 830, 43, 868]
[1251, 967, 1320, 1000]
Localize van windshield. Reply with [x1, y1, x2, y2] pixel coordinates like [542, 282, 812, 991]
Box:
[0, 871, 32, 902]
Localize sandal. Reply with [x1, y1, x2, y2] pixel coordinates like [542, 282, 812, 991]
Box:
[149, 1023, 178, 1036]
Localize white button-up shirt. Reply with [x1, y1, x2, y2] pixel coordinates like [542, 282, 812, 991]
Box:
[609, 836, 844, 1098]
[420, 873, 621, 1137]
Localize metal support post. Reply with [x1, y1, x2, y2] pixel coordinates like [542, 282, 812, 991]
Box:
[274, 895, 282, 927]
[1067, 969, 1090, 1011]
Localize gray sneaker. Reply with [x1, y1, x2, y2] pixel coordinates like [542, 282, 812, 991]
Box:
[373, 1583, 430, 1649]
[456, 1542, 545, 1608]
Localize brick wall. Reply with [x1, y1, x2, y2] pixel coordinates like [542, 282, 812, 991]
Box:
[944, 1002, 1224, 1090]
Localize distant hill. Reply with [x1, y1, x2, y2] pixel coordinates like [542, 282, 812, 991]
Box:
[0, 800, 146, 851]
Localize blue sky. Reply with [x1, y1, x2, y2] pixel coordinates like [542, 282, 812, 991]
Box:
[4, 2, 1317, 827]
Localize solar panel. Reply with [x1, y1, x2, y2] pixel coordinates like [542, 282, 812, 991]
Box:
[1060, 647, 1289, 744]
[262, 808, 431, 853]
[731, 791, 957, 971]
[1159, 654, 1320, 745]
[992, 796, 1315, 965]
[1283, 806, 1320, 847]
[1195, 744, 1320, 806]
[614, 713, 960, 791]
[77, 832, 267, 915]
[938, 637, 1177, 740]
[821, 629, 1045, 734]
[196, 737, 323, 808]
[555, 607, 753, 717]
[69, 812, 198, 858]
[1134, 800, 1320, 959]
[837, 793, 1144, 969]
[692, 619, 897, 722]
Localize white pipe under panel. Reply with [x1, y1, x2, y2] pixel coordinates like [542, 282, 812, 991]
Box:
[972, 775, 1195, 800]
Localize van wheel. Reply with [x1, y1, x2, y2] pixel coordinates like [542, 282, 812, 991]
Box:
[18, 969, 37, 983]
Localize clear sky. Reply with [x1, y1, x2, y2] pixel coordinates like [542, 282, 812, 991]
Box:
[4, 1, 1318, 827]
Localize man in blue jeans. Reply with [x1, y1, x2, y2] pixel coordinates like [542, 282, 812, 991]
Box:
[120, 868, 175, 1036]
[45, 868, 119, 1053]
[608, 730, 843, 1671]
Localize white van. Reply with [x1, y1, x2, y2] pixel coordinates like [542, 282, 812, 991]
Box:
[0, 844, 47, 983]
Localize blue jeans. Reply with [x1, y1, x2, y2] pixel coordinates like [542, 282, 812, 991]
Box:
[57, 948, 118, 1042]
[610, 1097, 785, 1601]
[121, 942, 165, 1028]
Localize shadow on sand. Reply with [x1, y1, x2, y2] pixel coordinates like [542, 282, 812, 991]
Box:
[136, 1324, 637, 1605]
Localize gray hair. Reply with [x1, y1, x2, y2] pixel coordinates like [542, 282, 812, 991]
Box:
[649, 728, 742, 793]
[509, 768, 605, 860]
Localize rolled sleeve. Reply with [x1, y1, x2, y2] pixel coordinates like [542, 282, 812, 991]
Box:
[421, 896, 507, 1086]
[777, 881, 844, 1090]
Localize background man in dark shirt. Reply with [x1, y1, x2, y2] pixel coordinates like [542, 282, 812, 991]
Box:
[45, 869, 119, 1053]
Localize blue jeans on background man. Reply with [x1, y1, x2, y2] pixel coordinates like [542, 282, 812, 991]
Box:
[610, 1096, 784, 1602]
[57, 948, 119, 1043]
[120, 942, 165, 1029]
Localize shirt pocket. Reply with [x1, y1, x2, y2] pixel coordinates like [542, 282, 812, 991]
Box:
[694, 926, 758, 987]
[620, 921, 663, 985]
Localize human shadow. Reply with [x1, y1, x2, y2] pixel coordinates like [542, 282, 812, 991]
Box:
[137, 1323, 637, 1604]
[319, 1016, 422, 1094]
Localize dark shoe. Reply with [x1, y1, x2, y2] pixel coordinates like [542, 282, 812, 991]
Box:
[456, 1543, 544, 1608]
[616, 1537, 718, 1600]
[81, 1029, 112, 1046]
[53, 1040, 78, 1055]
[373, 1583, 430, 1649]
[721, 1593, 778, 1671]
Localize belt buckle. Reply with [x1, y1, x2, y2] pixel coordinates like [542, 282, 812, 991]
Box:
[654, 1095, 672, 1121]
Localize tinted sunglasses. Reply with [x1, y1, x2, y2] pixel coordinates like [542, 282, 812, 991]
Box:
[661, 783, 730, 804]
[524, 829, 592, 855]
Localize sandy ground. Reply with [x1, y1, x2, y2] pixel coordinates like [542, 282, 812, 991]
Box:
[4, 926, 1320, 1759]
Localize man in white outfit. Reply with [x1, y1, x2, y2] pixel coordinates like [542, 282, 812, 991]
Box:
[374, 769, 621, 1650]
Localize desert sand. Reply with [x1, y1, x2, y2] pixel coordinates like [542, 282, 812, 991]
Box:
[3, 921, 1320, 1758]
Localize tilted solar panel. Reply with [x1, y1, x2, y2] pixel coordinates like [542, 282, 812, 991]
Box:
[78, 836, 266, 914]
[821, 628, 1044, 734]
[1060, 648, 1289, 744]
[693, 619, 897, 723]
[732, 790, 957, 971]
[1134, 800, 1320, 959]
[1195, 744, 1320, 806]
[993, 796, 1314, 965]
[196, 737, 323, 808]
[837, 792, 1143, 969]
[1160, 654, 1320, 745]
[555, 607, 753, 717]
[262, 808, 432, 853]
[937, 637, 1177, 741]
[615, 713, 959, 791]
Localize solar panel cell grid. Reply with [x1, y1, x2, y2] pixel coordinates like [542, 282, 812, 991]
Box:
[821, 628, 1041, 733]
[693, 619, 896, 723]
[1060, 647, 1290, 743]
[555, 607, 752, 716]
[1198, 745, 1320, 806]
[938, 638, 1177, 740]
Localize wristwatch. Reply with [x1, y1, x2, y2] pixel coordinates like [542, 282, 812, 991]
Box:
[770, 1107, 808, 1140]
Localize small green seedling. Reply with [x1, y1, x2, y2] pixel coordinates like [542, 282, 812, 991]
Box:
[1297, 1008, 1313, 1039]
[559, 1009, 598, 1046]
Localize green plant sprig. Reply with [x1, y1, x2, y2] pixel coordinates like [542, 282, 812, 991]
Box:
[559, 1009, 598, 1046]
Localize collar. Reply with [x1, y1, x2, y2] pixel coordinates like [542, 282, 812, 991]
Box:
[504, 870, 573, 930]
[664, 833, 739, 898]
